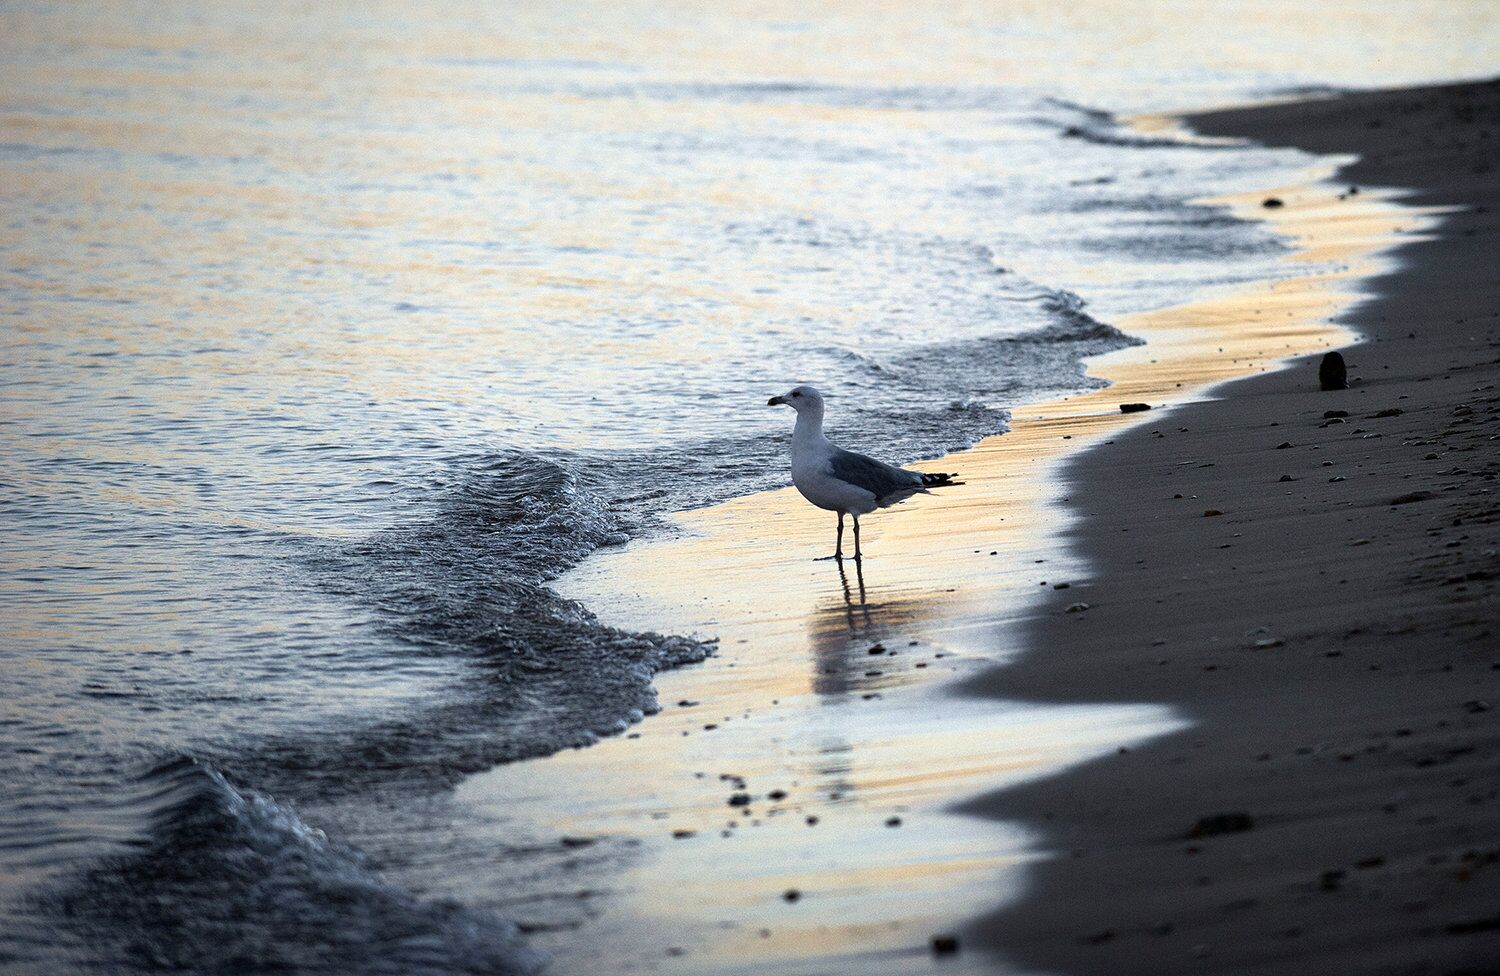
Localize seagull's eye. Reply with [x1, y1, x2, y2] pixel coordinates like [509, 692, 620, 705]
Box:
[791, 391, 801, 398]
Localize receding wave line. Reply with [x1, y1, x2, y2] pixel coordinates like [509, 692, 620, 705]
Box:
[234, 454, 716, 799]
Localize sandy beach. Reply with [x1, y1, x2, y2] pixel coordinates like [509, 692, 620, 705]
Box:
[410, 81, 1500, 975]
[970, 78, 1500, 974]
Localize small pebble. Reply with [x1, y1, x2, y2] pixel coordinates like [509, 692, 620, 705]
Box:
[930, 934, 960, 956]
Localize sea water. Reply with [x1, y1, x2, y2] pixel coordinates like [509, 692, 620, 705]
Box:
[1, 1, 1493, 971]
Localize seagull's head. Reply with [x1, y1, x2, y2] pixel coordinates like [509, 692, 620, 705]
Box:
[767, 385, 824, 414]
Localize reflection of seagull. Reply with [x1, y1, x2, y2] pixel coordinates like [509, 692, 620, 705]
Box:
[767, 385, 962, 560]
[837, 557, 871, 629]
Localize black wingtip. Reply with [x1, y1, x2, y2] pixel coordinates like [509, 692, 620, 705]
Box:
[921, 471, 963, 488]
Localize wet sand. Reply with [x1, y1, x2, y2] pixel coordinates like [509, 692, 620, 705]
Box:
[968, 79, 1500, 974]
[440, 92, 1453, 973]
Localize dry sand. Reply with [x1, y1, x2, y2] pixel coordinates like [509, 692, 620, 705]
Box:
[967, 79, 1500, 974]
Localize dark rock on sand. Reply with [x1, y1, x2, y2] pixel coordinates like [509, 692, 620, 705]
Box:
[1189, 812, 1254, 838]
[1319, 351, 1349, 390]
[1120, 402, 1152, 413]
[1263, 197, 1284, 208]
[930, 934, 961, 956]
[1390, 491, 1437, 505]
[1323, 409, 1350, 418]
[728, 792, 751, 807]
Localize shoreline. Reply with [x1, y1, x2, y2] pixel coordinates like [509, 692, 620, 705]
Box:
[966, 78, 1500, 973]
[433, 93, 1443, 973]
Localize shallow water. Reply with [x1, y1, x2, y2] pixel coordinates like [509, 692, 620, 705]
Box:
[1, 0, 1495, 971]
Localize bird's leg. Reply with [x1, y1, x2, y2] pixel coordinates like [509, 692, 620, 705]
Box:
[853, 515, 862, 561]
[835, 512, 844, 560]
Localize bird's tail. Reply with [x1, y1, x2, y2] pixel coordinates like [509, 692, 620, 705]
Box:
[920, 471, 964, 488]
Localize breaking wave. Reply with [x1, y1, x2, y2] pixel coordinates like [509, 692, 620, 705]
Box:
[49, 757, 544, 976]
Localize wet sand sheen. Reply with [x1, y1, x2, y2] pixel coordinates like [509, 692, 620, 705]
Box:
[452, 158, 1429, 974]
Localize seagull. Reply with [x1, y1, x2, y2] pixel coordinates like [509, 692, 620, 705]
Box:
[767, 385, 961, 560]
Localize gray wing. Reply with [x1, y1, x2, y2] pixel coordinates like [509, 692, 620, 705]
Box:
[827, 447, 923, 505]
